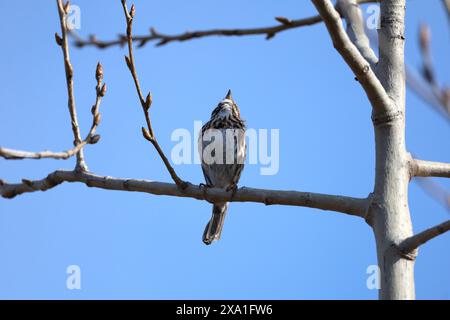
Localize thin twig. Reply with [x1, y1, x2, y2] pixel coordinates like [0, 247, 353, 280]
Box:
[443, 0, 450, 26]
[0, 139, 93, 160]
[1, 3, 106, 162]
[121, 0, 187, 189]
[56, 0, 87, 170]
[73, 15, 322, 49]
[0, 62, 106, 160]
[405, 66, 450, 122]
[72, 0, 378, 48]
[417, 23, 450, 116]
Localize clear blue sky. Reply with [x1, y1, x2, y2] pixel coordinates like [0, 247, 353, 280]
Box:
[0, 1, 448, 299]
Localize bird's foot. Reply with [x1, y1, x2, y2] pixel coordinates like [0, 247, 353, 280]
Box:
[199, 183, 214, 204]
[226, 183, 238, 201]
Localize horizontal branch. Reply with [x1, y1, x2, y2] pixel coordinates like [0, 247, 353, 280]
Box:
[0, 143, 91, 160]
[73, 15, 323, 48]
[399, 220, 450, 254]
[0, 170, 369, 217]
[411, 158, 450, 178]
[72, 0, 378, 48]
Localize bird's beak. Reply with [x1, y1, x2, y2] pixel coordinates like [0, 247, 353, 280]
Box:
[225, 89, 233, 100]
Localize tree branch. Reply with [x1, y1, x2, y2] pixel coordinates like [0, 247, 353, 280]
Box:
[375, 0, 405, 117]
[0, 62, 105, 160]
[336, 0, 378, 65]
[73, 1, 448, 123]
[418, 23, 449, 117]
[399, 220, 450, 254]
[411, 158, 450, 178]
[0, 2, 106, 163]
[0, 169, 369, 217]
[311, 0, 391, 114]
[121, 1, 187, 189]
[72, 0, 378, 48]
[405, 66, 450, 122]
[0, 140, 93, 160]
[56, 0, 87, 171]
[72, 15, 321, 48]
[443, 0, 450, 25]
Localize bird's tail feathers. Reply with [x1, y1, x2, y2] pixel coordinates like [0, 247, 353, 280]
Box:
[202, 202, 228, 245]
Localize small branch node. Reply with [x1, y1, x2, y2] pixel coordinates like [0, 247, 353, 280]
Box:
[371, 110, 403, 126]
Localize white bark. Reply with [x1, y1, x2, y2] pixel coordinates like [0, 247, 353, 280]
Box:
[313, 0, 417, 299]
[371, 0, 415, 300]
[337, 0, 379, 65]
[410, 158, 450, 178]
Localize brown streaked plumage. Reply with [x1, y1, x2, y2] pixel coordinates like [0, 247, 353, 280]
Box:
[198, 90, 246, 245]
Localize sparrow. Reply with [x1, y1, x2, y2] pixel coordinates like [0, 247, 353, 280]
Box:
[198, 90, 246, 245]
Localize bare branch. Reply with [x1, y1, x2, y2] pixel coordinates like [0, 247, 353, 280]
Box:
[443, 0, 450, 25]
[311, 0, 391, 114]
[72, 0, 378, 48]
[121, 1, 187, 189]
[72, 16, 321, 48]
[0, 62, 105, 161]
[56, 0, 87, 171]
[411, 158, 450, 178]
[399, 220, 450, 254]
[0, 170, 369, 217]
[0, 141, 92, 160]
[73, 0, 448, 124]
[405, 66, 450, 122]
[0, 3, 106, 162]
[415, 24, 450, 117]
[419, 24, 435, 85]
[365, 16, 450, 121]
[337, 0, 378, 65]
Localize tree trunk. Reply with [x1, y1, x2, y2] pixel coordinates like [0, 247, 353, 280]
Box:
[371, 120, 415, 299]
[370, 0, 415, 300]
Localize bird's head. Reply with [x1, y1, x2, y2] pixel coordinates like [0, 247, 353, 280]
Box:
[210, 90, 241, 120]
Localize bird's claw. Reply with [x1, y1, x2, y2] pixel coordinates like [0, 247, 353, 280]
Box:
[199, 183, 214, 204]
[226, 183, 238, 201]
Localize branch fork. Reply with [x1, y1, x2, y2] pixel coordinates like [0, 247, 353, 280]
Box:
[1, 0, 106, 164]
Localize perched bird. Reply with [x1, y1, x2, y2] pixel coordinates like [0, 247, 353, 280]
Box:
[198, 90, 246, 245]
